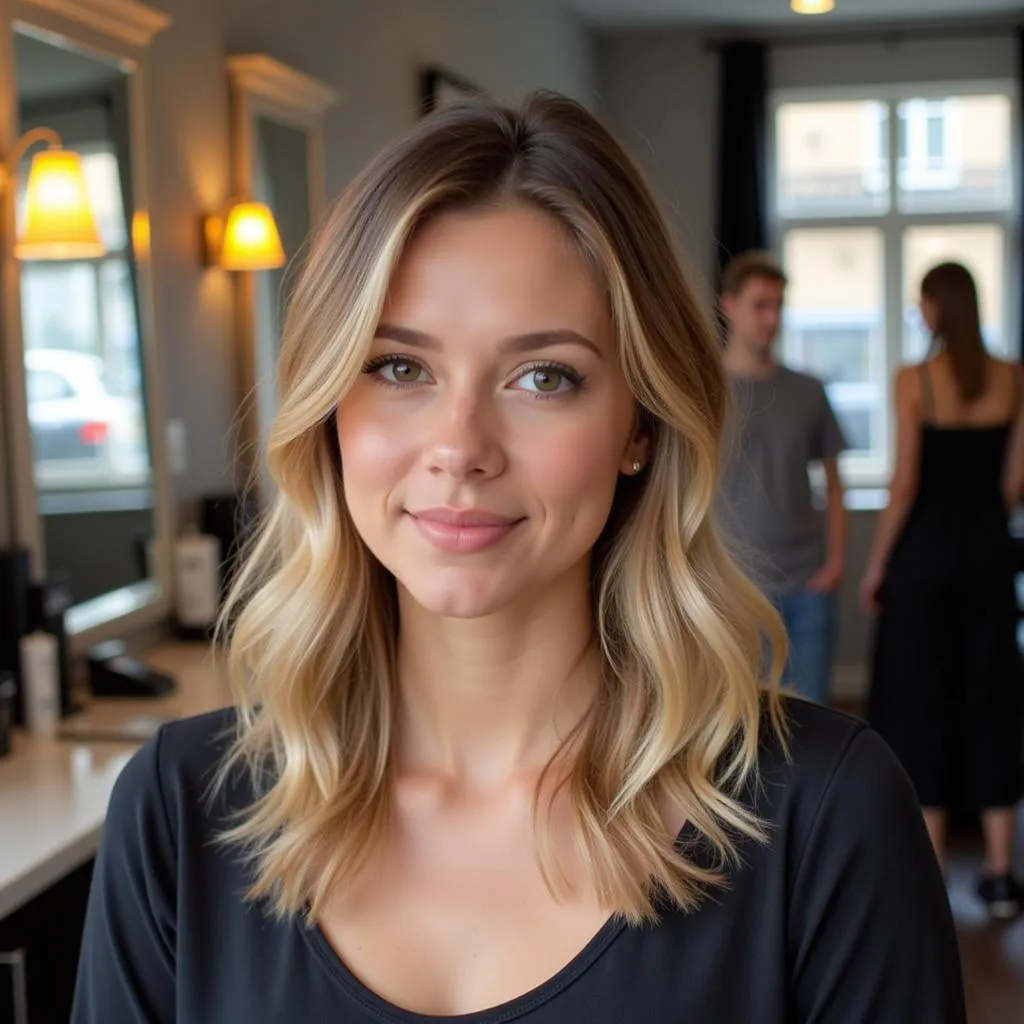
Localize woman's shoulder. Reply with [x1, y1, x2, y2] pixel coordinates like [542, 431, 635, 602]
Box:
[764, 693, 868, 770]
[154, 705, 241, 772]
[106, 706, 247, 840]
[730, 698, 964, 1019]
[754, 696, 918, 849]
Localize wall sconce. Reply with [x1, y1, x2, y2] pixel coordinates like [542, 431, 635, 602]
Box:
[204, 200, 285, 271]
[0, 127, 105, 260]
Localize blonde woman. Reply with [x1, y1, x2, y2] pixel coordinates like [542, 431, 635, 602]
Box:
[74, 94, 963, 1022]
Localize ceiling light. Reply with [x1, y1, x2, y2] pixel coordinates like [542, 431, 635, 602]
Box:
[791, 0, 836, 13]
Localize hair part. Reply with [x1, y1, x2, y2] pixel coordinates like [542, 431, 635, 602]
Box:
[720, 250, 787, 296]
[921, 261, 988, 402]
[213, 91, 787, 928]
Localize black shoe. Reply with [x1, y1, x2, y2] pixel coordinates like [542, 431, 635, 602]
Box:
[976, 874, 1024, 920]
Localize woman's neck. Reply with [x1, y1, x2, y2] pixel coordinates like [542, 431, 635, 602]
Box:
[393, 564, 599, 790]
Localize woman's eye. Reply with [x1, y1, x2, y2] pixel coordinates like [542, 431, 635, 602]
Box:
[385, 360, 423, 383]
[514, 365, 581, 396]
[364, 357, 429, 385]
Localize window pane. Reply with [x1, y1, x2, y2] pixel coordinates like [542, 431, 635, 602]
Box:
[20, 263, 98, 354]
[897, 95, 1012, 212]
[902, 225, 1006, 362]
[99, 260, 151, 482]
[926, 113, 944, 163]
[781, 228, 886, 456]
[776, 100, 889, 217]
[20, 260, 150, 489]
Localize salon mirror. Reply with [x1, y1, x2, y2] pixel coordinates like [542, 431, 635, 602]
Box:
[226, 55, 338, 501]
[10, 22, 168, 635]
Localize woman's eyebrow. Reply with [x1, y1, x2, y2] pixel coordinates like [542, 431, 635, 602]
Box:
[374, 324, 604, 360]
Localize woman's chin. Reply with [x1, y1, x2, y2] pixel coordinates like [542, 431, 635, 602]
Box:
[397, 572, 519, 621]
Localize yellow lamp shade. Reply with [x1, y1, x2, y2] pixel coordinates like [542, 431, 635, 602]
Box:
[14, 148, 106, 260]
[219, 201, 285, 270]
[791, 0, 835, 12]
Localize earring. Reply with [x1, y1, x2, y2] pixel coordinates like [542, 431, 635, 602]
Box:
[631, 459, 642, 474]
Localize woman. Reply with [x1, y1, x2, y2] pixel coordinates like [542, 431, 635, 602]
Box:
[862, 261, 1024, 920]
[74, 94, 962, 1021]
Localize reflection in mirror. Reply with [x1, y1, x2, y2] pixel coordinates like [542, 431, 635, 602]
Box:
[13, 30, 158, 613]
[251, 115, 309, 462]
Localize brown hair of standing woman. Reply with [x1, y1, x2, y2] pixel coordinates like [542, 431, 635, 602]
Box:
[920, 261, 988, 402]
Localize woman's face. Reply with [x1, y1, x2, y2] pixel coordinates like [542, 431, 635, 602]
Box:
[335, 204, 647, 619]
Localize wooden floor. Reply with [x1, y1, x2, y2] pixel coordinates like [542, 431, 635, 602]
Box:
[948, 807, 1024, 1024]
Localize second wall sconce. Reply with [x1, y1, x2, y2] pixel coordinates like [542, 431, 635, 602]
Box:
[204, 199, 285, 271]
[0, 127, 106, 261]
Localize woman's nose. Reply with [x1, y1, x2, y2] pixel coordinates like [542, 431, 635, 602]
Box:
[420, 387, 506, 481]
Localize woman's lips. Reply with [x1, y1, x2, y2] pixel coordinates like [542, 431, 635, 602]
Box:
[407, 507, 524, 553]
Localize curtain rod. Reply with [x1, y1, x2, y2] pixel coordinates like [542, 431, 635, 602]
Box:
[699, 18, 1021, 52]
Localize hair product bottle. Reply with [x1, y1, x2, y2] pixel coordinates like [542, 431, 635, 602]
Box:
[19, 630, 60, 735]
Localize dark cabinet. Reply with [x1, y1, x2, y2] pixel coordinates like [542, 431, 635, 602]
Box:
[0, 860, 93, 1024]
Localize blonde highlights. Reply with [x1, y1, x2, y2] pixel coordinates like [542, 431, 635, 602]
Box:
[215, 91, 787, 926]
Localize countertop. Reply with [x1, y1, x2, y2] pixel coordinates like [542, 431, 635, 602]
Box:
[0, 642, 231, 919]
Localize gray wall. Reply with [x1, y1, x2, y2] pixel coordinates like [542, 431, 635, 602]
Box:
[597, 27, 1019, 695]
[771, 33, 1018, 90]
[596, 32, 720, 292]
[137, 0, 596, 529]
[145, 0, 235, 518]
[219, 0, 598, 196]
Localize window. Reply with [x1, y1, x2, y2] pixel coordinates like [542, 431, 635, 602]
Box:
[772, 86, 1015, 484]
[17, 145, 150, 491]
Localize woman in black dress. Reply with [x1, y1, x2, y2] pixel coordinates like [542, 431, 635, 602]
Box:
[862, 261, 1024, 919]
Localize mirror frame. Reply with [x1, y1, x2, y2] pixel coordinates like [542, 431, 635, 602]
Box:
[0, 0, 172, 653]
[225, 54, 339, 497]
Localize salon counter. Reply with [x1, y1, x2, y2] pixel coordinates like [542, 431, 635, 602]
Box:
[0, 642, 230, 919]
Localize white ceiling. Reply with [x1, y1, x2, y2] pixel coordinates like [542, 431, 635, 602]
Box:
[565, 0, 1024, 29]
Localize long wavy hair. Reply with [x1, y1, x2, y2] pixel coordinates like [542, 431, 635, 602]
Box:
[214, 91, 787, 927]
[921, 261, 988, 401]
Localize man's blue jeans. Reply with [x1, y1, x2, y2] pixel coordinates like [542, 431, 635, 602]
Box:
[775, 589, 838, 704]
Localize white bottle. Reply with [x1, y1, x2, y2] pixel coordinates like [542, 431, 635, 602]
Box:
[20, 631, 60, 735]
[173, 528, 222, 629]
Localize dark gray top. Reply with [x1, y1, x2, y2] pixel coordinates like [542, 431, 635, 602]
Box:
[72, 699, 964, 1023]
[720, 366, 846, 596]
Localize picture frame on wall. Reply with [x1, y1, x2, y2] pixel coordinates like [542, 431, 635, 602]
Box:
[420, 65, 482, 115]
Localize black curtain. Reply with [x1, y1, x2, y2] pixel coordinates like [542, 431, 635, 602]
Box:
[714, 41, 768, 285]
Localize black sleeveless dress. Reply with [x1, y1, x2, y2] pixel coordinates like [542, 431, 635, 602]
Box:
[868, 366, 1023, 811]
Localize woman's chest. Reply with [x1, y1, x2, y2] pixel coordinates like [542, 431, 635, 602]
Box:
[175, 867, 789, 1024]
[316, 824, 614, 1017]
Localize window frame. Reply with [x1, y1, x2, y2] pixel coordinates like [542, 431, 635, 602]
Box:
[768, 79, 1019, 489]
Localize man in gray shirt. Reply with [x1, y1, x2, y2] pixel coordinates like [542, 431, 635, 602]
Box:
[719, 252, 848, 703]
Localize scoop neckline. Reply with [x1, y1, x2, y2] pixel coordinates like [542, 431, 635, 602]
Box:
[300, 820, 697, 1024]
